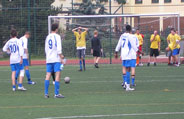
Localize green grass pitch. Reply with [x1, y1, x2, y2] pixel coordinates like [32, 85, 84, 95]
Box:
[0, 64, 184, 119]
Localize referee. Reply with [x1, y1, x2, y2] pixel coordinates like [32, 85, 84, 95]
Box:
[91, 30, 102, 68]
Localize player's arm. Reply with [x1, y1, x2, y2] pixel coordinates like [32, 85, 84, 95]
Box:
[81, 27, 88, 32]
[57, 36, 65, 64]
[114, 36, 122, 59]
[18, 40, 24, 64]
[2, 41, 9, 53]
[72, 27, 78, 33]
[150, 35, 155, 42]
[91, 38, 93, 54]
[158, 36, 161, 51]
[24, 38, 29, 59]
[167, 36, 170, 45]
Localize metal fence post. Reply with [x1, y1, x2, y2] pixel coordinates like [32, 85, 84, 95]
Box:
[27, 0, 31, 65]
[109, 0, 112, 64]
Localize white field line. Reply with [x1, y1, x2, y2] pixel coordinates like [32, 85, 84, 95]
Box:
[0, 78, 184, 83]
[36, 112, 184, 119]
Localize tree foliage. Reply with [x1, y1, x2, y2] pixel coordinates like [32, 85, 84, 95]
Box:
[0, 0, 62, 54]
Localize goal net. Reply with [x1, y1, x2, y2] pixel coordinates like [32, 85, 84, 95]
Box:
[48, 13, 180, 64]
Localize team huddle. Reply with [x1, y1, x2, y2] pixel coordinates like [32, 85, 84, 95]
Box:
[2, 23, 181, 97]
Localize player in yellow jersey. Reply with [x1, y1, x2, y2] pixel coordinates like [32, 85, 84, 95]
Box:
[166, 28, 180, 66]
[72, 27, 88, 71]
[147, 30, 161, 66]
[135, 29, 143, 66]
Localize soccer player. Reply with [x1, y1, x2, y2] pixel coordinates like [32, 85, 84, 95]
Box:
[147, 30, 161, 66]
[135, 29, 143, 66]
[115, 25, 138, 91]
[3, 29, 26, 91]
[91, 30, 102, 68]
[166, 28, 181, 66]
[18, 32, 36, 84]
[44, 23, 65, 98]
[72, 27, 88, 71]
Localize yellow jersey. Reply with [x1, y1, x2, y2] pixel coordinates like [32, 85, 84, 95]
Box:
[135, 33, 143, 46]
[167, 33, 180, 50]
[74, 31, 87, 48]
[150, 34, 161, 49]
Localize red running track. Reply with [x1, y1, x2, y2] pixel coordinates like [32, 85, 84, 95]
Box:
[0, 57, 183, 66]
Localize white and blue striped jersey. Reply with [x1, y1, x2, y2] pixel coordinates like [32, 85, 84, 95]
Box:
[20, 36, 28, 59]
[3, 38, 24, 64]
[115, 33, 138, 60]
[45, 33, 62, 63]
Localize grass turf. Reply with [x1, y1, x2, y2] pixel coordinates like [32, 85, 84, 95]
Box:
[0, 64, 184, 119]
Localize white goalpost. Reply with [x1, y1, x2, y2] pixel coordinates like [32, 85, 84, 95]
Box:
[48, 13, 181, 64]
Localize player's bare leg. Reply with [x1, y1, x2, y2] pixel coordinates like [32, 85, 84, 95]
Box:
[154, 57, 157, 66]
[95, 57, 100, 68]
[147, 56, 152, 66]
[131, 67, 136, 87]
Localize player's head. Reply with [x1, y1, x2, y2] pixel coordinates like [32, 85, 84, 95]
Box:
[132, 28, 136, 34]
[25, 31, 30, 38]
[176, 30, 178, 34]
[136, 29, 140, 34]
[126, 25, 132, 33]
[51, 23, 59, 32]
[154, 30, 158, 35]
[78, 27, 82, 33]
[94, 30, 98, 37]
[11, 29, 17, 38]
[170, 28, 175, 35]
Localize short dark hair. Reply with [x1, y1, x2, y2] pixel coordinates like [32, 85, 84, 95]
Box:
[51, 23, 59, 31]
[25, 31, 30, 35]
[11, 29, 17, 37]
[170, 28, 175, 32]
[126, 25, 132, 32]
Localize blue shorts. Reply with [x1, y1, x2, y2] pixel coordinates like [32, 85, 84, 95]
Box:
[122, 59, 136, 68]
[23, 59, 29, 66]
[46, 62, 61, 73]
[10, 63, 24, 71]
[172, 48, 180, 56]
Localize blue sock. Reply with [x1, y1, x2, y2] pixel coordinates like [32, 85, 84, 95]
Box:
[126, 72, 130, 84]
[18, 83, 22, 87]
[122, 74, 126, 84]
[45, 80, 49, 95]
[79, 60, 82, 70]
[132, 78, 135, 85]
[55, 81, 60, 95]
[25, 70, 31, 81]
[12, 85, 16, 89]
[83, 59, 86, 69]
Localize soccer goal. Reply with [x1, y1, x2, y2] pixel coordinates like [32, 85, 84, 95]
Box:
[48, 13, 180, 64]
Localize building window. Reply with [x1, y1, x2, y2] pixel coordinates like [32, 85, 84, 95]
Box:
[135, 0, 142, 4]
[182, 0, 184, 2]
[164, 0, 171, 3]
[152, 0, 159, 3]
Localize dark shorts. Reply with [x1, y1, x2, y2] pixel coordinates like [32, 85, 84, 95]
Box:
[150, 48, 159, 57]
[93, 50, 101, 57]
[77, 49, 86, 59]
